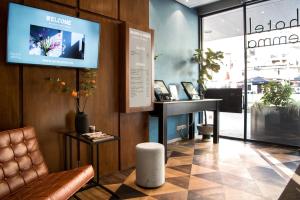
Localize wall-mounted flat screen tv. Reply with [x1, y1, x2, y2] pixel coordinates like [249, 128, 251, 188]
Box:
[7, 3, 100, 69]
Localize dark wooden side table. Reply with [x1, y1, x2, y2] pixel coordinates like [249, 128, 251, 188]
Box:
[150, 99, 222, 162]
[62, 131, 120, 199]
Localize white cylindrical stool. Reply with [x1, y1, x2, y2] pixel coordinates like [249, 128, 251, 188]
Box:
[136, 142, 165, 188]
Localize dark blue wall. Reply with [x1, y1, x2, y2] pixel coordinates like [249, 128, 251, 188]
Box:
[149, 0, 199, 142]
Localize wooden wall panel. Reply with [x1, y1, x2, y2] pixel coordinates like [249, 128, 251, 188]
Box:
[23, 67, 76, 172]
[80, 0, 118, 19]
[50, 0, 77, 7]
[0, 0, 151, 172]
[0, 0, 21, 131]
[0, 64, 20, 131]
[24, 0, 76, 15]
[79, 11, 120, 175]
[119, 0, 149, 29]
[119, 0, 150, 169]
[23, 0, 77, 172]
[120, 113, 149, 169]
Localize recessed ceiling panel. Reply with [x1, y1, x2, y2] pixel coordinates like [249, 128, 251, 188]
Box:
[175, 0, 221, 8]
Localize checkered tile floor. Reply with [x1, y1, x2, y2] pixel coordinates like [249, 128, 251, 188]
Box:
[75, 138, 300, 200]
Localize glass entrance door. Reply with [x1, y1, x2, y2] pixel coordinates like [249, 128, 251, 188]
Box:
[202, 8, 245, 139]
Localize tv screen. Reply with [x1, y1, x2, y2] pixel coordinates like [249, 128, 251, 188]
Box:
[7, 3, 100, 68]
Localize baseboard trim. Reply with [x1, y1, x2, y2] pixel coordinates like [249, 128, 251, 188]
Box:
[167, 137, 182, 144]
[167, 132, 199, 144]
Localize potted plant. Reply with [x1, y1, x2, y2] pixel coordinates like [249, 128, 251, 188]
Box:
[251, 81, 300, 138]
[192, 48, 224, 96]
[46, 70, 97, 134]
[192, 48, 224, 141]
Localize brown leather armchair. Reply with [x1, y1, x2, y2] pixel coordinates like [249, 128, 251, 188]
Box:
[0, 126, 94, 200]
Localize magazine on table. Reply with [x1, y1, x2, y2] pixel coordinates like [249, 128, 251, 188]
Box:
[82, 131, 114, 142]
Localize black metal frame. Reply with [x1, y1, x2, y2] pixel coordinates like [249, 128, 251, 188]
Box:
[63, 132, 121, 199]
[198, 0, 300, 148]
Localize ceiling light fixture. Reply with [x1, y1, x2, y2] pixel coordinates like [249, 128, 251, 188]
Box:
[176, 0, 221, 8]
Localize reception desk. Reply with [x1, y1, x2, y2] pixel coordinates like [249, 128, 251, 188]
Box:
[150, 99, 222, 160]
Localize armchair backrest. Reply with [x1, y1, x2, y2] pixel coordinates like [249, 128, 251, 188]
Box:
[0, 126, 48, 198]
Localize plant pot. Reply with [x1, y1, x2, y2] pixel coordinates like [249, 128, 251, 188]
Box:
[197, 124, 213, 141]
[75, 112, 89, 134]
[251, 106, 300, 139]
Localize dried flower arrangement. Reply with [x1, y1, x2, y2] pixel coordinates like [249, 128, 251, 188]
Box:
[45, 70, 97, 112]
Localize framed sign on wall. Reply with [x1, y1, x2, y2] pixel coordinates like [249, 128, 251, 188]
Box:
[121, 23, 154, 113]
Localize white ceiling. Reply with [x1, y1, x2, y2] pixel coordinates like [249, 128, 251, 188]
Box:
[175, 0, 221, 8]
[203, 0, 300, 41]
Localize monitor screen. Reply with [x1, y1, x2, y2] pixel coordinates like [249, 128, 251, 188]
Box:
[182, 82, 198, 95]
[7, 3, 100, 68]
[154, 80, 170, 95]
[205, 88, 243, 113]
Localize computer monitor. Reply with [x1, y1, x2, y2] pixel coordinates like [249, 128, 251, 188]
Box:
[181, 82, 200, 100]
[205, 88, 243, 113]
[154, 80, 171, 101]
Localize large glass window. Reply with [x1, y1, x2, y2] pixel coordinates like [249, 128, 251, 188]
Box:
[202, 0, 300, 146]
[246, 0, 300, 146]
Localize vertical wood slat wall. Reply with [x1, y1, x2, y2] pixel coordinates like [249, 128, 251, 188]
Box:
[0, 0, 150, 174]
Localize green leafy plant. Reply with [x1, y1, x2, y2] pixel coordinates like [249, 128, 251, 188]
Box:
[260, 81, 293, 107]
[253, 81, 300, 121]
[192, 48, 224, 127]
[192, 48, 224, 90]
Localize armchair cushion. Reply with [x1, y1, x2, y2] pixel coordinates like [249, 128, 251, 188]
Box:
[2, 165, 94, 200]
[0, 127, 48, 199]
[0, 127, 94, 200]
